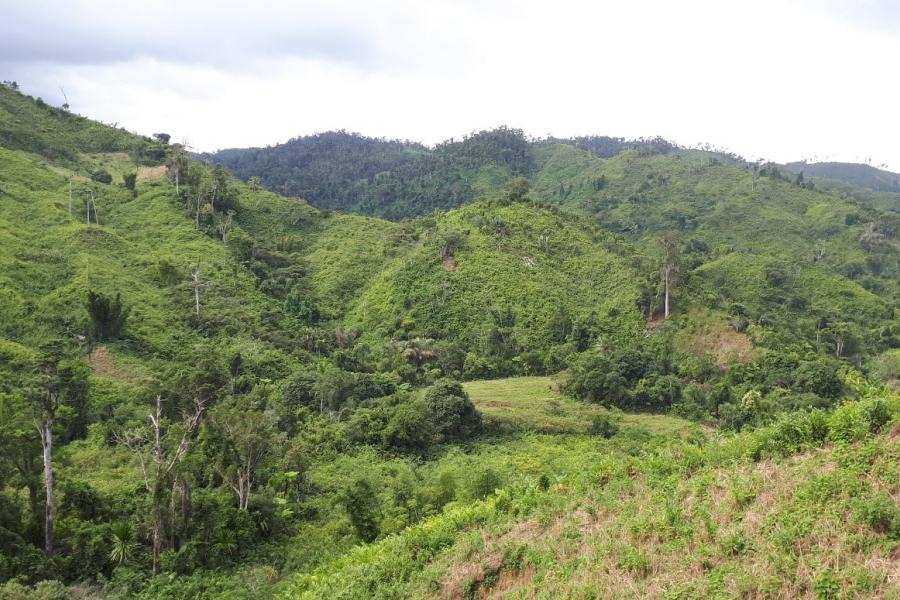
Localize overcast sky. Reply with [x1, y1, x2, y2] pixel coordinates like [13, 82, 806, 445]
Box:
[2, 0, 899, 169]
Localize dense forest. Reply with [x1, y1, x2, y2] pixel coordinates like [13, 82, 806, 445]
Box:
[202, 127, 534, 219]
[0, 83, 898, 599]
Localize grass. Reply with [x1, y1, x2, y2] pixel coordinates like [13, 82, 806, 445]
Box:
[281, 385, 900, 600]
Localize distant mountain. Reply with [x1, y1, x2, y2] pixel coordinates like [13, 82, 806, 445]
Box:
[783, 161, 900, 193]
[202, 127, 534, 219]
[782, 161, 900, 214]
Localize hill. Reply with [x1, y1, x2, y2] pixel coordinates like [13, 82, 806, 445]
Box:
[1, 83, 900, 599]
[205, 131, 900, 362]
[203, 127, 533, 219]
[781, 162, 900, 215]
[783, 161, 900, 194]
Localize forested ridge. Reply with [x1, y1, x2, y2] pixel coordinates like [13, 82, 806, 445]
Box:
[1, 83, 899, 599]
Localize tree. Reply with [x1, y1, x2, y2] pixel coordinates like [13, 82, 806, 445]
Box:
[206, 398, 281, 510]
[505, 176, 530, 202]
[438, 229, 466, 260]
[167, 143, 190, 196]
[341, 479, 381, 542]
[189, 264, 209, 319]
[422, 380, 481, 442]
[27, 349, 87, 556]
[657, 232, 680, 318]
[86, 290, 129, 341]
[117, 394, 206, 574]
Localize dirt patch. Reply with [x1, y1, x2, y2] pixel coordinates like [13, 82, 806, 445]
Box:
[684, 327, 754, 366]
[442, 256, 458, 272]
[138, 165, 167, 183]
[442, 554, 504, 600]
[477, 401, 517, 409]
[484, 565, 535, 599]
[889, 422, 900, 441]
[89, 345, 114, 377]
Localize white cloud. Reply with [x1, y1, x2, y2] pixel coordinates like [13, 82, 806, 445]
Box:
[2, 0, 899, 170]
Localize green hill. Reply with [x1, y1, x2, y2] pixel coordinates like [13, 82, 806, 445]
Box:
[2, 83, 900, 599]
[203, 127, 533, 219]
[783, 161, 900, 193]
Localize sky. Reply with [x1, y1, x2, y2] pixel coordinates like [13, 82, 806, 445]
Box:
[2, 0, 899, 169]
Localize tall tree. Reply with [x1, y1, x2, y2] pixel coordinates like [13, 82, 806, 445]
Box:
[118, 394, 206, 574]
[206, 397, 281, 510]
[27, 350, 87, 556]
[657, 232, 680, 318]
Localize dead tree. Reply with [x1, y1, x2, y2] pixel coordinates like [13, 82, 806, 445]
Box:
[190, 265, 209, 318]
[32, 373, 61, 556]
[657, 232, 680, 319]
[117, 394, 206, 574]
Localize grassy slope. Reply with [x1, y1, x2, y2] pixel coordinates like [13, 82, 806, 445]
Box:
[345, 202, 643, 350]
[532, 143, 898, 334]
[283, 378, 900, 600]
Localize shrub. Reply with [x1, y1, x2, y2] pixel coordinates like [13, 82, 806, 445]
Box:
[827, 398, 891, 443]
[123, 172, 137, 192]
[381, 401, 434, 451]
[589, 413, 619, 438]
[90, 169, 113, 184]
[463, 352, 494, 380]
[793, 360, 844, 400]
[469, 468, 503, 500]
[854, 491, 900, 537]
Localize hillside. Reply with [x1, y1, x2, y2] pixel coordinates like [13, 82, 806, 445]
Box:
[284, 379, 900, 600]
[206, 132, 900, 363]
[1, 83, 900, 600]
[783, 161, 900, 193]
[531, 143, 900, 350]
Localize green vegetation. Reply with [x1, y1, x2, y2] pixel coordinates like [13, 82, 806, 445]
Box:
[1, 83, 899, 598]
[204, 127, 533, 219]
[284, 378, 900, 599]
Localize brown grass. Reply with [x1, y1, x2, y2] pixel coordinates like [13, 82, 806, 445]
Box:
[89, 345, 115, 376]
[137, 165, 167, 183]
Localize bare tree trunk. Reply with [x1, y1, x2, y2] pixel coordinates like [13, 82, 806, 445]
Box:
[664, 267, 670, 318]
[151, 493, 162, 575]
[191, 268, 202, 318]
[39, 418, 55, 556]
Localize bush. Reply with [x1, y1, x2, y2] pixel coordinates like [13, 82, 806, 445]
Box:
[423, 380, 482, 442]
[469, 468, 503, 500]
[828, 398, 890, 443]
[381, 401, 434, 451]
[0, 580, 69, 600]
[123, 172, 137, 192]
[90, 169, 113, 184]
[589, 413, 619, 438]
[854, 491, 900, 537]
[793, 360, 844, 400]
